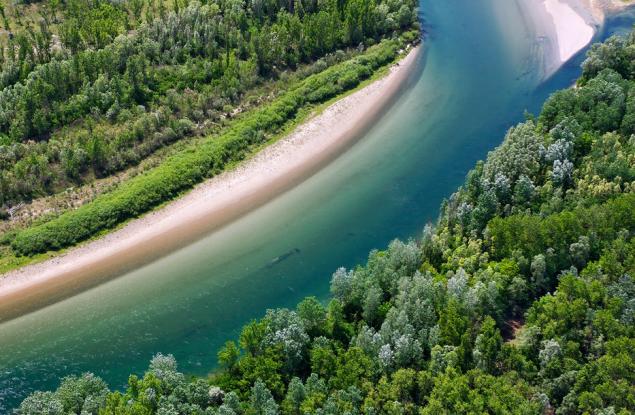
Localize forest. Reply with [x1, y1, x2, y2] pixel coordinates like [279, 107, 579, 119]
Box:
[16, 25, 635, 415]
[0, 0, 419, 267]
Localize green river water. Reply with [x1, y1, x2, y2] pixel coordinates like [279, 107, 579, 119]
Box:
[1, 0, 634, 410]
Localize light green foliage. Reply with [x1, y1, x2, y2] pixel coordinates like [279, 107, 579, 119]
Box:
[18, 373, 107, 415]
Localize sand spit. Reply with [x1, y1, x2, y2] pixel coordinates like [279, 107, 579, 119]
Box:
[544, 0, 595, 63]
[518, 0, 634, 80]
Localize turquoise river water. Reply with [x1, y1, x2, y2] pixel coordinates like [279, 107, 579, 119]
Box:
[1, 0, 634, 411]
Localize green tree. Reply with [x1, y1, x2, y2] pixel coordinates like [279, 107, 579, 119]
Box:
[473, 316, 503, 374]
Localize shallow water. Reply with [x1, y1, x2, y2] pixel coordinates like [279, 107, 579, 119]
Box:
[0, 0, 633, 411]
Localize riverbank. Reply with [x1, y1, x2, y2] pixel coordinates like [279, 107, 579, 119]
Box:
[0, 46, 421, 321]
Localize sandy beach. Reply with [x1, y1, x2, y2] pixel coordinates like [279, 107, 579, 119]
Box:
[0, 46, 421, 321]
[544, 0, 595, 63]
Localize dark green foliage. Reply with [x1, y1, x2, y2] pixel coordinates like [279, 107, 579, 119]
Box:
[488, 193, 635, 262]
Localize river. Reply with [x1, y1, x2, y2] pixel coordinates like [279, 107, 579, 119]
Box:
[1, 0, 633, 411]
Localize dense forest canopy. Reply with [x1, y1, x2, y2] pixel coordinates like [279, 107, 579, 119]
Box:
[0, 0, 417, 209]
[16, 26, 635, 415]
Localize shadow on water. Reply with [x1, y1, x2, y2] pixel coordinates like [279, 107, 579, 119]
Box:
[265, 248, 302, 269]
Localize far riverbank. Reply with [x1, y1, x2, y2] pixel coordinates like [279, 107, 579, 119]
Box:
[0, 46, 421, 322]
